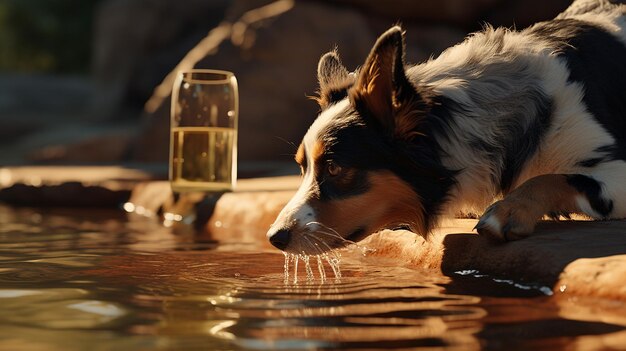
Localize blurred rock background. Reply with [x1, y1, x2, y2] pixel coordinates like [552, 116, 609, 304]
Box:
[0, 0, 571, 173]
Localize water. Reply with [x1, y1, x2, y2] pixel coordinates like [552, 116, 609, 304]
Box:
[170, 126, 236, 192]
[1, 206, 625, 350]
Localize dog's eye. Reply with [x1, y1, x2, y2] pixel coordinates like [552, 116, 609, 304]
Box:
[326, 161, 342, 177]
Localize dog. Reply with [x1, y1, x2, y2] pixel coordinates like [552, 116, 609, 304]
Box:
[267, 0, 626, 254]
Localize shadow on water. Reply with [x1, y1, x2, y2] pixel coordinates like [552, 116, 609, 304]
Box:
[0, 206, 626, 350]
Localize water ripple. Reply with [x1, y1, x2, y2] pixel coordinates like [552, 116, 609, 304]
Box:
[0, 206, 625, 350]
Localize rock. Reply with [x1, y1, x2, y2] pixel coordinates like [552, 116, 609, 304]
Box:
[333, 0, 501, 27]
[125, 175, 299, 233]
[25, 133, 133, 164]
[24, 123, 139, 164]
[0, 182, 130, 207]
[0, 166, 164, 207]
[556, 255, 626, 300]
[0, 74, 94, 145]
[335, 0, 572, 29]
[91, 0, 232, 121]
[361, 222, 626, 300]
[0, 74, 141, 165]
[482, 0, 573, 29]
[131, 1, 374, 162]
[0, 121, 140, 165]
[207, 190, 294, 247]
[364, 220, 626, 290]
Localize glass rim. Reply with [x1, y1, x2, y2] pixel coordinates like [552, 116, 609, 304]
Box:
[180, 69, 235, 85]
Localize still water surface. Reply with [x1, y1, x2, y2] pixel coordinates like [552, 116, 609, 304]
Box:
[0, 206, 625, 350]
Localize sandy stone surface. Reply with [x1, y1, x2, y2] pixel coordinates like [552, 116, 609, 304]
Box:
[556, 255, 626, 300]
[364, 221, 626, 301]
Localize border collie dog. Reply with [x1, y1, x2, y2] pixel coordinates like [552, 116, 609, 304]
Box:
[268, 0, 626, 253]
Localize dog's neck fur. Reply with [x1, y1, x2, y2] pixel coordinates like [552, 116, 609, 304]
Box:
[406, 27, 559, 217]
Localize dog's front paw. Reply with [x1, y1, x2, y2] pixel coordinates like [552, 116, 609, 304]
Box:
[474, 199, 539, 242]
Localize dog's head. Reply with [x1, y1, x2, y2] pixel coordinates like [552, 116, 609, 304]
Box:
[267, 26, 455, 254]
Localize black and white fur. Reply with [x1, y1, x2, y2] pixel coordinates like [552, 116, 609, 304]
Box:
[268, 0, 626, 253]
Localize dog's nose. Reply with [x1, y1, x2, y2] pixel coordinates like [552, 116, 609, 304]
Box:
[269, 228, 291, 251]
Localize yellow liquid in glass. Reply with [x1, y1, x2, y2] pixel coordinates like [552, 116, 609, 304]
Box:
[170, 126, 236, 192]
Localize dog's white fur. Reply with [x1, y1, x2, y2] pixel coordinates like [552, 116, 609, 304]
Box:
[408, 6, 626, 220]
[268, 100, 352, 240]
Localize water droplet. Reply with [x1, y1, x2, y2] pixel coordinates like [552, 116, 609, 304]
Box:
[302, 255, 314, 282]
[283, 252, 290, 284]
[293, 254, 299, 285]
[317, 255, 326, 283]
[559, 284, 567, 292]
[324, 254, 342, 281]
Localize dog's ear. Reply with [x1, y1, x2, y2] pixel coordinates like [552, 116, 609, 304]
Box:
[350, 26, 419, 136]
[318, 51, 349, 88]
[316, 51, 354, 108]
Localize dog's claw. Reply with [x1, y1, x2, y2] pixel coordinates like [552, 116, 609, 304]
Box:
[473, 219, 485, 231]
[473, 208, 493, 231]
[476, 225, 505, 243]
[476, 198, 538, 242]
[474, 218, 503, 243]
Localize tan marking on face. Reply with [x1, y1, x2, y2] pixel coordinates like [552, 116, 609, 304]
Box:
[310, 140, 325, 165]
[295, 143, 305, 166]
[313, 170, 426, 241]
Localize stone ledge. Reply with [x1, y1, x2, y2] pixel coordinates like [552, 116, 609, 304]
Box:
[364, 221, 626, 300]
[0, 165, 162, 207]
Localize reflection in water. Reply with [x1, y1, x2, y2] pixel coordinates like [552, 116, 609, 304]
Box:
[0, 205, 625, 350]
